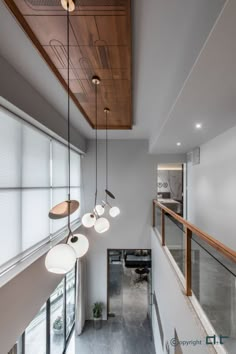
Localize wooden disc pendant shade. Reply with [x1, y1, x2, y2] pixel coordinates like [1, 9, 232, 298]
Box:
[49, 200, 79, 220]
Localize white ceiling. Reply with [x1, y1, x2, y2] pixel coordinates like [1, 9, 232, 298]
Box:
[1, 0, 235, 154]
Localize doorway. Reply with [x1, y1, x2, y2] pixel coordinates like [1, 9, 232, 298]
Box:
[157, 163, 185, 217]
[107, 249, 152, 323]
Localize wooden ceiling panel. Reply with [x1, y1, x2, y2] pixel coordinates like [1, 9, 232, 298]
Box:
[95, 16, 128, 45]
[4, 0, 132, 129]
[108, 46, 129, 69]
[70, 16, 99, 45]
[25, 16, 78, 45]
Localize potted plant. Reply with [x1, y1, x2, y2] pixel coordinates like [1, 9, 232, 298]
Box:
[92, 302, 103, 330]
[53, 316, 63, 335]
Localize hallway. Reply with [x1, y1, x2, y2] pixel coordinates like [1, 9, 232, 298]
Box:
[67, 317, 155, 354]
[67, 252, 155, 354]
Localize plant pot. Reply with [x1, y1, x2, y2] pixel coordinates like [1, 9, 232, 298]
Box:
[93, 317, 102, 330]
[53, 328, 63, 335]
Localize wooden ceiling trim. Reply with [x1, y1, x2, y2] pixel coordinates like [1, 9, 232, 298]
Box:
[4, 0, 132, 130]
[3, 0, 94, 127]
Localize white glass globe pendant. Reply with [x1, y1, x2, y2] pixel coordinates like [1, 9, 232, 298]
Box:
[109, 206, 120, 218]
[94, 217, 110, 234]
[94, 204, 105, 216]
[68, 234, 89, 258]
[82, 213, 96, 228]
[45, 244, 76, 274]
[61, 0, 75, 12]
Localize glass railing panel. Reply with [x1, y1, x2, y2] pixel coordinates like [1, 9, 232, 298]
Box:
[155, 205, 162, 234]
[191, 235, 236, 353]
[164, 213, 185, 276]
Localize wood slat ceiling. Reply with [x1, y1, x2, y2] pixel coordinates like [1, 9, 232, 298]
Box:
[4, 0, 132, 129]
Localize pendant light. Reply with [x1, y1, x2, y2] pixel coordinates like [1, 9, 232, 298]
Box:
[45, 243, 76, 274]
[68, 234, 89, 258]
[92, 77, 110, 234]
[103, 108, 120, 218]
[46, 2, 88, 271]
[61, 0, 75, 12]
[104, 109, 115, 200]
[81, 76, 100, 229]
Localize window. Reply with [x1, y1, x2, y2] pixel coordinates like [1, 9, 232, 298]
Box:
[15, 265, 77, 354]
[25, 304, 47, 354]
[0, 107, 81, 273]
[50, 279, 65, 354]
[66, 267, 76, 338]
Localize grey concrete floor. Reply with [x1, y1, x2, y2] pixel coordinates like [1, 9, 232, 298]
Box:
[67, 261, 155, 354]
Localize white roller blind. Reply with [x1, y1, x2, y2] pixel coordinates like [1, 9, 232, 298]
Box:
[52, 141, 68, 187]
[52, 188, 68, 233]
[71, 150, 81, 186]
[0, 107, 81, 270]
[22, 125, 50, 187]
[0, 191, 21, 265]
[22, 190, 50, 250]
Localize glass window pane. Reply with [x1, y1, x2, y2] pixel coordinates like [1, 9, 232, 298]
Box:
[51, 280, 65, 354]
[0, 190, 21, 267]
[0, 109, 22, 187]
[66, 267, 76, 337]
[52, 188, 68, 233]
[71, 151, 80, 187]
[22, 190, 50, 250]
[52, 141, 68, 187]
[25, 304, 46, 354]
[22, 125, 50, 187]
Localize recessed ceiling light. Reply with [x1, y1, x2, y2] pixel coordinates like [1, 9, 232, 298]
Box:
[176, 142, 181, 146]
[195, 123, 202, 129]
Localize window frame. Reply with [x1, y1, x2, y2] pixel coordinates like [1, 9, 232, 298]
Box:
[14, 264, 77, 354]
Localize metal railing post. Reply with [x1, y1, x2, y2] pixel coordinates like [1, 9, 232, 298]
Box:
[161, 209, 165, 246]
[152, 200, 156, 228]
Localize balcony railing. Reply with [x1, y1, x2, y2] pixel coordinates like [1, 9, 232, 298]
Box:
[153, 199, 236, 353]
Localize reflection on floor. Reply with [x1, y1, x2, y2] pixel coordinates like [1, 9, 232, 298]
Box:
[67, 258, 155, 354]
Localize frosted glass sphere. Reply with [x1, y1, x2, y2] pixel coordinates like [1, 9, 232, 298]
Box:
[68, 234, 89, 258]
[82, 213, 96, 228]
[109, 206, 120, 218]
[61, 0, 75, 12]
[45, 244, 76, 274]
[94, 204, 105, 216]
[94, 217, 110, 234]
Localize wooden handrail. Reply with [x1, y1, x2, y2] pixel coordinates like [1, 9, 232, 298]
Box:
[153, 199, 236, 264]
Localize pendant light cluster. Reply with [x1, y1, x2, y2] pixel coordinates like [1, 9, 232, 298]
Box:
[45, 1, 89, 274]
[81, 87, 120, 233]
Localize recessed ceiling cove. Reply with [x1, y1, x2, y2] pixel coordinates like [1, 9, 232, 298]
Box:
[4, 0, 132, 129]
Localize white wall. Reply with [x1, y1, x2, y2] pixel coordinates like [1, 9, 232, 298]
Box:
[187, 125, 236, 250]
[0, 252, 63, 354]
[0, 55, 86, 153]
[80, 140, 186, 319]
[151, 229, 209, 354]
[79, 140, 158, 319]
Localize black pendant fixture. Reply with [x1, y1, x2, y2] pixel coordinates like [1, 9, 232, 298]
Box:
[103, 108, 120, 218]
[48, 3, 79, 220]
[104, 108, 115, 200]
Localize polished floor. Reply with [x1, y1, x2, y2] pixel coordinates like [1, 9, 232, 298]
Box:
[67, 260, 155, 354]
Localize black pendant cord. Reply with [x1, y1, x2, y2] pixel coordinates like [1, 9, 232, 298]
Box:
[95, 82, 98, 208]
[105, 109, 108, 203]
[67, 5, 72, 234]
